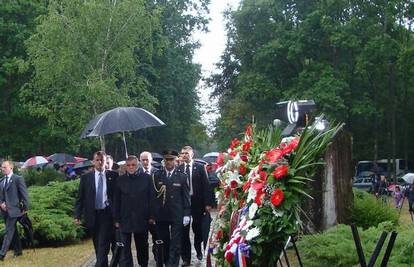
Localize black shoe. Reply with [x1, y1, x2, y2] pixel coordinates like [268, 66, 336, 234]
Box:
[197, 253, 203, 261]
[14, 252, 22, 257]
[0, 255, 4, 261]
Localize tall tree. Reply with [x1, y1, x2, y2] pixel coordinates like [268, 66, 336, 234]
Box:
[210, 0, 414, 166]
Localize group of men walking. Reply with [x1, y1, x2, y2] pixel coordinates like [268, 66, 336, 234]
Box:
[74, 146, 212, 267]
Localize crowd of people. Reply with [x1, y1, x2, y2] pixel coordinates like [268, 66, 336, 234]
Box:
[74, 146, 213, 267]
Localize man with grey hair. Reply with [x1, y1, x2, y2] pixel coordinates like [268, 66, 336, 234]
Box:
[0, 160, 29, 261]
[139, 151, 157, 175]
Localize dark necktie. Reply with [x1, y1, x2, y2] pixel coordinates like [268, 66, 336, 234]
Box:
[96, 172, 104, 209]
[167, 171, 172, 179]
[145, 168, 149, 174]
[185, 164, 192, 194]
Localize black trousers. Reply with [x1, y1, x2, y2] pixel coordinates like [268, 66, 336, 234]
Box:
[92, 208, 113, 267]
[156, 221, 182, 267]
[119, 231, 149, 267]
[181, 208, 203, 262]
[0, 215, 22, 257]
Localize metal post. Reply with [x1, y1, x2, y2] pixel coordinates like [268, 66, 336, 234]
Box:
[367, 232, 388, 267]
[380, 231, 397, 267]
[291, 237, 304, 267]
[351, 224, 367, 267]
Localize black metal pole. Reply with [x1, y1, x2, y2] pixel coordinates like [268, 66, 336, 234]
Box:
[380, 231, 398, 267]
[291, 237, 304, 267]
[282, 248, 291, 267]
[351, 224, 367, 267]
[367, 232, 388, 267]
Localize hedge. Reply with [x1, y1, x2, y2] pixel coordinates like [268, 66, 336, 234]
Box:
[0, 180, 84, 246]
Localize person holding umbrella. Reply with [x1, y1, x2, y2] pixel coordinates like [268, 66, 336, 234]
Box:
[0, 160, 29, 261]
[179, 146, 212, 265]
[113, 155, 155, 267]
[152, 150, 191, 267]
[74, 151, 118, 267]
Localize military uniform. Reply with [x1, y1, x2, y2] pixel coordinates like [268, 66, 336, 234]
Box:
[153, 167, 191, 267]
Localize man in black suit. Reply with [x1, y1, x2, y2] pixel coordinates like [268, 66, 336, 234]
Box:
[153, 150, 191, 267]
[0, 160, 29, 261]
[179, 146, 212, 265]
[74, 151, 118, 267]
[113, 155, 155, 267]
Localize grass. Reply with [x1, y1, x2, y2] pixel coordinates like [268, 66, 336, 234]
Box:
[0, 239, 93, 267]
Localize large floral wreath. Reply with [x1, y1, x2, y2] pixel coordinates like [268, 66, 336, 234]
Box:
[208, 122, 341, 266]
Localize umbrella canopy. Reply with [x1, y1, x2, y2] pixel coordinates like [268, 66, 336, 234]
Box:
[18, 213, 34, 247]
[402, 173, 414, 184]
[23, 156, 49, 168]
[73, 160, 94, 170]
[48, 153, 76, 164]
[81, 107, 165, 138]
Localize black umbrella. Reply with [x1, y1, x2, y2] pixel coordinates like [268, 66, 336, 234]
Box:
[73, 160, 94, 170]
[81, 107, 166, 157]
[202, 212, 212, 251]
[48, 153, 76, 163]
[18, 213, 34, 247]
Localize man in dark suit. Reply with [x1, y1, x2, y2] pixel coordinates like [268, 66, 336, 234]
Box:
[113, 155, 155, 267]
[0, 160, 29, 261]
[74, 151, 118, 267]
[179, 146, 212, 265]
[153, 150, 191, 267]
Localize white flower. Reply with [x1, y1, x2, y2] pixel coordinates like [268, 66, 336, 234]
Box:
[246, 227, 260, 241]
[249, 203, 258, 219]
[247, 187, 257, 203]
[281, 136, 295, 144]
[272, 210, 284, 217]
[242, 219, 253, 231]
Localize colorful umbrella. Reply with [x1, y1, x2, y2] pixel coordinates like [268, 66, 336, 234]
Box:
[23, 156, 49, 168]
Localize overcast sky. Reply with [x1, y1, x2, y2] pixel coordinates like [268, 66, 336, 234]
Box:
[192, 0, 240, 131]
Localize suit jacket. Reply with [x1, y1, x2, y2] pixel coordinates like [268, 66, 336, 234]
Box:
[152, 169, 191, 223]
[0, 174, 29, 218]
[138, 166, 158, 175]
[74, 169, 118, 228]
[113, 171, 155, 233]
[178, 162, 212, 217]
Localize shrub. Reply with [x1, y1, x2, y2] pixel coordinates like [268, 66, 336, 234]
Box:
[22, 167, 65, 187]
[0, 180, 85, 246]
[351, 189, 398, 228]
[298, 222, 414, 267]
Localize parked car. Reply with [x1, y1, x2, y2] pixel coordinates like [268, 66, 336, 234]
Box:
[352, 177, 374, 192]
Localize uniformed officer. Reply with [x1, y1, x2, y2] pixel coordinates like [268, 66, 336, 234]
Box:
[152, 150, 191, 267]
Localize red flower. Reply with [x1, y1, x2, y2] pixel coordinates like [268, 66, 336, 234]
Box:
[216, 230, 223, 240]
[242, 141, 253, 152]
[254, 188, 265, 205]
[225, 251, 234, 263]
[259, 171, 267, 181]
[272, 165, 288, 179]
[229, 150, 237, 158]
[229, 138, 240, 149]
[240, 154, 248, 162]
[230, 180, 238, 189]
[270, 188, 284, 206]
[266, 148, 283, 163]
[242, 179, 251, 192]
[224, 187, 231, 198]
[245, 124, 253, 138]
[239, 165, 247, 175]
[282, 138, 299, 154]
[216, 153, 225, 166]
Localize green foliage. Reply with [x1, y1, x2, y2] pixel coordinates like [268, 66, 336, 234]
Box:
[22, 168, 65, 187]
[351, 189, 399, 229]
[298, 222, 414, 267]
[210, 0, 414, 162]
[0, 180, 84, 246]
